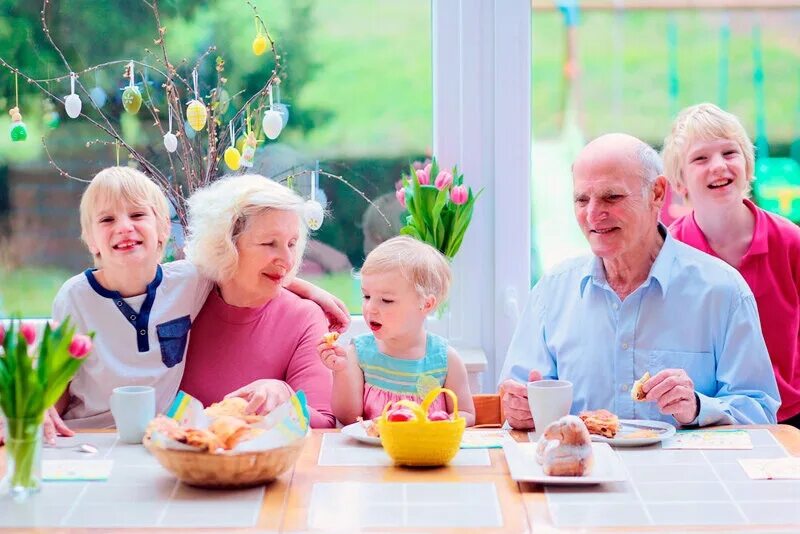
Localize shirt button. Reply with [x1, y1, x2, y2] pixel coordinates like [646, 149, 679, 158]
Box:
[621, 383, 629, 392]
[139, 329, 146, 336]
[116, 301, 123, 307]
[130, 315, 136, 321]
[622, 342, 629, 350]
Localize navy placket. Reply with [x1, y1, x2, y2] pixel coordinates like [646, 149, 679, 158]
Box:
[84, 266, 164, 352]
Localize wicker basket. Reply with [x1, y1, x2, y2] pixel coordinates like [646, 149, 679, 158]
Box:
[378, 387, 466, 467]
[144, 435, 306, 489]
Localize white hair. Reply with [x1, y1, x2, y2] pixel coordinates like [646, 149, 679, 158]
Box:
[637, 143, 663, 196]
[185, 174, 308, 282]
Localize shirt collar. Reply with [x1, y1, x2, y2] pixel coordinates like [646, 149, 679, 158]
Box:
[579, 224, 673, 298]
[743, 198, 768, 255]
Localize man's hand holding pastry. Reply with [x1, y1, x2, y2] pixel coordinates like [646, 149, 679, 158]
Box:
[641, 368, 699, 424]
[500, 369, 542, 429]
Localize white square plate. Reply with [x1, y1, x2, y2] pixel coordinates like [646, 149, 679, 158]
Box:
[503, 440, 627, 485]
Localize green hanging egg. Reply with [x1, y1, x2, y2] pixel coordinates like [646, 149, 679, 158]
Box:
[122, 86, 142, 114]
[10, 121, 27, 142]
[45, 111, 60, 129]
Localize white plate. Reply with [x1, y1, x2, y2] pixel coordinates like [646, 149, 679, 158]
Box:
[341, 421, 381, 446]
[503, 440, 627, 485]
[590, 419, 676, 447]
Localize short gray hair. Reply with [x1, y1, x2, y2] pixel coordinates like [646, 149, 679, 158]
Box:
[185, 174, 308, 282]
[637, 143, 663, 196]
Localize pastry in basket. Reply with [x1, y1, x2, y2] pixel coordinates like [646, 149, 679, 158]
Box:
[184, 428, 225, 452]
[535, 415, 594, 477]
[631, 371, 651, 401]
[578, 409, 620, 438]
[144, 415, 187, 442]
[208, 415, 253, 450]
[204, 397, 263, 424]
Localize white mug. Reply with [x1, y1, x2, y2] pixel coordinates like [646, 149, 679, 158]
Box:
[109, 385, 155, 444]
[527, 379, 573, 436]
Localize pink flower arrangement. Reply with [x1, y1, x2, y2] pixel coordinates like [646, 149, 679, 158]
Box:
[0, 319, 94, 493]
[398, 158, 482, 259]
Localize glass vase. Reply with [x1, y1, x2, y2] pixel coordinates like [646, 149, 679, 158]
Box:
[1, 416, 43, 502]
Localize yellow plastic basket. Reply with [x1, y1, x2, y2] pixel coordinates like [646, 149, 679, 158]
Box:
[378, 387, 466, 467]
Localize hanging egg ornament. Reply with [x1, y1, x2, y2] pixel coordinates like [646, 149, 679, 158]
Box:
[184, 120, 197, 140]
[186, 100, 207, 131]
[122, 86, 142, 113]
[90, 86, 106, 107]
[45, 110, 60, 129]
[235, 134, 247, 154]
[8, 108, 27, 142]
[304, 200, 325, 231]
[262, 109, 283, 140]
[64, 93, 82, 119]
[274, 102, 290, 128]
[224, 146, 241, 171]
[163, 132, 178, 153]
[252, 34, 268, 56]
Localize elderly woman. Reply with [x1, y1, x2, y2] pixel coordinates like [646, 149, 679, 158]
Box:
[179, 174, 336, 427]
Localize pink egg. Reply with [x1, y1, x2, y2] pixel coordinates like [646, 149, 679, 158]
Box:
[428, 410, 451, 421]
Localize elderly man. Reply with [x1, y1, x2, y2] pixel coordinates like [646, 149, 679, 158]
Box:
[500, 133, 779, 429]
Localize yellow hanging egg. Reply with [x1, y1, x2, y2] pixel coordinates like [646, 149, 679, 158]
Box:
[122, 86, 142, 114]
[224, 146, 241, 171]
[186, 99, 207, 131]
[252, 34, 268, 56]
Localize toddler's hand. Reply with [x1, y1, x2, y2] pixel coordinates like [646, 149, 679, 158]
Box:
[317, 338, 348, 372]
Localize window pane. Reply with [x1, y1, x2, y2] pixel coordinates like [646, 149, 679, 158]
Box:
[0, 0, 431, 318]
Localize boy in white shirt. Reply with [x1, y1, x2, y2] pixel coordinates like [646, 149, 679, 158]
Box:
[36, 166, 346, 442]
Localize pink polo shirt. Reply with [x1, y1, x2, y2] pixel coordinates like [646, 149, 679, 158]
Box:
[180, 287, 335, 428]
[670, 199, 800, 421]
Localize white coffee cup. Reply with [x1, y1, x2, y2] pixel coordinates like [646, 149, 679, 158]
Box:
[109, 385, 155, 444]
[527, 379, 573, 435]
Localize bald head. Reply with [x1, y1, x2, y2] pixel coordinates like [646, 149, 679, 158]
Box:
[574, 133, 663, 194]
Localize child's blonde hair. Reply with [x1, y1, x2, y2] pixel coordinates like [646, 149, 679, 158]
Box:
[662, 103, 755, 198]
[361, 236, 451, 303]
[79, 166, 171, 266]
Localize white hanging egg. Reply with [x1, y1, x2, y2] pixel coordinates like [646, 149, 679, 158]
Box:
[304, 200, 324, 230]
[64, 94, 82, 118]
[273, 102, 290, 128]
[90, 86, 106, 107]
[163, 132, 178, 153]
[262, 109, 283, 140]
[186, 99, 207, 131]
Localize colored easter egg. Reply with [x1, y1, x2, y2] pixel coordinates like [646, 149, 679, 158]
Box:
[89, 86, 106, 107]
[252, 34, 268, 56]
[122, 86, 142, 113]
[186, 99, 207, 131]
[224, 146, 241, 170]
[9, 121, 27, 142]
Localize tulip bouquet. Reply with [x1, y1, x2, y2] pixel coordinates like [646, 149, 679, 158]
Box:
[0, 319, 93, 499]
[396, 159, 481, 260]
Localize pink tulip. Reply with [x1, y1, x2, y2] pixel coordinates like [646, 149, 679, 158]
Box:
[423, 163, 432, 177]
[434, 171, 453, 190]
[68, 334, 93, 359]
[396, 187, 406, 208]
[20, 323, 36, 346]
[450, 184, 468, 205]
[415, 169, 430, 185]
[0, 324, 5, 345]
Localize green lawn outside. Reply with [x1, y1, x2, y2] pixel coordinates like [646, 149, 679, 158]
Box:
[0, 267, 73, 318]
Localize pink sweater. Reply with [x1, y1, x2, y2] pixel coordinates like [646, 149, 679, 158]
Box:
[180, 287, 335, 428]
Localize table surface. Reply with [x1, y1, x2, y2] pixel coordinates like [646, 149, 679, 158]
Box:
[1, 424, 799, 533]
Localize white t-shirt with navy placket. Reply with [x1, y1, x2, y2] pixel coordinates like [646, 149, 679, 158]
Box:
[51, 259, 213, 428]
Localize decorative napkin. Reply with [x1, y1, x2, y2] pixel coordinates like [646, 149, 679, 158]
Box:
[662, 429, 753, 450]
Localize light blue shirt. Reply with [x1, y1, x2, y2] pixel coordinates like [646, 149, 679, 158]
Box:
[500, 228, 780, 426]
